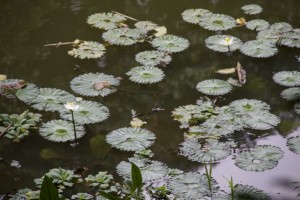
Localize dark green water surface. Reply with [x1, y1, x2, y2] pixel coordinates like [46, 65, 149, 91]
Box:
[0, 0, 300, 199]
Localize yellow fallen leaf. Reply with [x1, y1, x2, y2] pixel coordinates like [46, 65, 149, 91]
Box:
[216, 68, 236, 74]
[154, 26, 167, 37]
[0, 74, 7, 81]
[130, 117, 147, 128]
[236, 17, 246, 26]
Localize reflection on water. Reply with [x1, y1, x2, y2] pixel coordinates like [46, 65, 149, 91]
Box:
[0, 0, 300, 198]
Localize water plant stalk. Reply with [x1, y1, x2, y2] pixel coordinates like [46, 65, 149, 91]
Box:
[70, 110, 78, 146]
[204, 161, 213, 194]
[228, 176, 235, 200]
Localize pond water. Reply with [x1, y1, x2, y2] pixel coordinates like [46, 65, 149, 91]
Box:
[0, 0, 300, 199]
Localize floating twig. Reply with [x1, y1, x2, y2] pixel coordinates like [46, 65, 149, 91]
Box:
[0, 123, 13, 138]
[112, 11, 139, 21]
[44, 39, 81, 47]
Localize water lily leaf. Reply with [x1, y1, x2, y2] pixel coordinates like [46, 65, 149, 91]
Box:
[116, 157, 168, 181]
[256, 29, 282, 44]
[212, 184, 271, 200]
[68, 41, 106, 59]
[150, 34, 190, 53]
[102, 28, 143, 46]
[205, 35, 242, 53]
[154, 26, 167, 37]
[216, 68, 236, 74]
[287, 136, 300, 155]
[106, 127, 156, 151]
[70, 73, 120, 97]
[295, 102, 300, 115]
[273, 71, 300, 87]
[180, 138, 232, 163]
[71, 193, 93, 200]
[16, 83, 39, 104]
[39, 120, 85, 142]
[280, 30, 300, 48]
[87, 12, 126, 30]
[241, 4, 263, 15]
[244, 111, 280, 130]
[196, 79, 233, 95]
[134, 21, 158, 33]
[59, 100, 109, 124]
[281, 87, 300, 101]
[240, 40, 278, 58]
[235, 145, 283, 172]
[126, 66, 165, 84]
[135, 50, 172, 67]
[181, 8, 211, 24]
[270, 22, 293, 32]
[168, 172, 219, 200]
[199, 13, 236, 31]
[246, 19, 270, 31]
[229, 99, 270, 114]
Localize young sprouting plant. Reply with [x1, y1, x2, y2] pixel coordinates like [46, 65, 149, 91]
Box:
[225, 176, 235, 200]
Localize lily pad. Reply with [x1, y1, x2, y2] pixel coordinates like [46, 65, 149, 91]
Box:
[39, 120, 85, 142]
[70, 73, 120, 97]
[280, 30, 300, 48]
[135, 50, 172, 67]
[68, 41, 106, 59]
[281, 87, 300, 101]
[134, 21, 158, 32]
[168, 172, 219, 200]
[273, 71, 300, 87]
[59, 100, 109, 124]
[241, 4, 263, 15]
[29, 88, 76, 112]
[295, 102, 300, 115]
[16, 83, 39, 104]
[287, 136, 300, 155]
[126, 66, 165, 84]
[181, 9, 211, 24]
[235, 145, 283, 172]
[246, 19, 270, 31]
[229, 99, 270, 114]
[87, 12, 126, 30]
[196, 79, 233, 96]
[102, 28, 143, 46]
[270, 22, 293, 32]
[150, 34, 190, 53]
[180, 138, 232, 163]
[240, 40, 278, 58]
[205, 35, 242, 53]
[116, 157, 168, 181]
[106, 127, 156, 151]
[244, 111, 280, 130]
[199, 13, 236, 31]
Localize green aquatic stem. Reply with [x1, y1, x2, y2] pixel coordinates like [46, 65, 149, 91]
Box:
[70, 110, 78, 147]
[226, 176, 235, 200]
[204, 161, 213, 194]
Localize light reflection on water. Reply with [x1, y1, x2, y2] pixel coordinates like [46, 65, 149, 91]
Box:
[0, 0, 300, 198]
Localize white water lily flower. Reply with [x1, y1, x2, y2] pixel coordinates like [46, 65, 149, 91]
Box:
[220, 37, 234, 46]
[64, 102, 80, 111]
[130, 117, 147, 128]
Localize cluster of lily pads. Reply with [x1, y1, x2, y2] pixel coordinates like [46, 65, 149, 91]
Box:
[68, 12, 189, 84]
[182, 4, 300, 58]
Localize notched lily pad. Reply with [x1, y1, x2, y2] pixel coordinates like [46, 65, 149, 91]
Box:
[16, 83, 39, 104]
[241, 4, 263, 15]
[39, 120, 85, 142]
[235, 145, 283, 172]
[70, 73, 120, 97]
[135, 50, 172, 67]
[205, 35, 242, 53]
[281, 87, 300, 101]
[246, 19, 270, 31]
[273, 71, 300, 87]
[196, 79, 233, 96]
[134, 21, 158, 33]
[106, 127, 156, 151]
[287, 136, 300, 155]
[181, 8, 211, 24]
[240, 40, 278, 58]
[199, 13, 236, 31]
[150, 34, 190, 53]
[68, 41, 106, 59]
[102, 28, 143, 46]
[87, 12, 126, 30]
[126, 66, 165, 84]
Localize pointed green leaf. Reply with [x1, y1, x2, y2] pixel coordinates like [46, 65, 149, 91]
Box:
[40, 175, 59, 200]
[131, 162, 143, 195]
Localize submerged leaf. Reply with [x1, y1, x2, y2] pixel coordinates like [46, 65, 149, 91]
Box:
[287, 136, 300, 155]
[241, 4, 263, 15]
[59, 100, 109, 124]
[246, 19, 270, 31]
[196, 79, 233, 95]
[205, 35, 242, 53]
[235, 145, 283, 172]
[135, 50, 172, 67]
[150, 34, 189, 53]
[39, 120, 85, 142]
[181, 8, 211, 24]
[281, 87, 300, 101]
[87, 12, 126, 30]
[199, 13, 236, 31]
[68, 41, 106, 59]
[106, 127, 156, 151]
[168, 172, 219, 200]
[240, 40, 278, 58]
[273, 71, 300, 87]
[116, 157, 168, 181]
[126, 66, 165, 84]
[102, 28, 143, 46]
[180, 138, 232, 163]
[70, 73, 120, 97]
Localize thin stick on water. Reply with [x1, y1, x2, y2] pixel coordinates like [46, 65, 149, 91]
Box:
[44, 41, 75, 47]
[0, 123, 13, 138]
[227, 45, 237, 65]
[112, 11, 139, 21]
[70, 110, 78, 146]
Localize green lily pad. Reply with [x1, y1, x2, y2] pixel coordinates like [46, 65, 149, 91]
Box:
[68, 41, 106, 59]
[102, 28, 143, 46]
[241, 4, 263, 15]
[150, 34, 190, 53]
[273, 71, 300, 87]
[199, 13, 236, 31]
[87, 12, 126, 30]
[240, 40, 278, 58]
[205, 35, 242, 53]
[246, 19, 270, 31]
[196, 79, 233, 95]
[135, 50, 172, 67]
[287, 136, 300, 155]
[126, 66, 165, 84]
[181, 8, 211, 24]
[281, 87, 300, 101]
